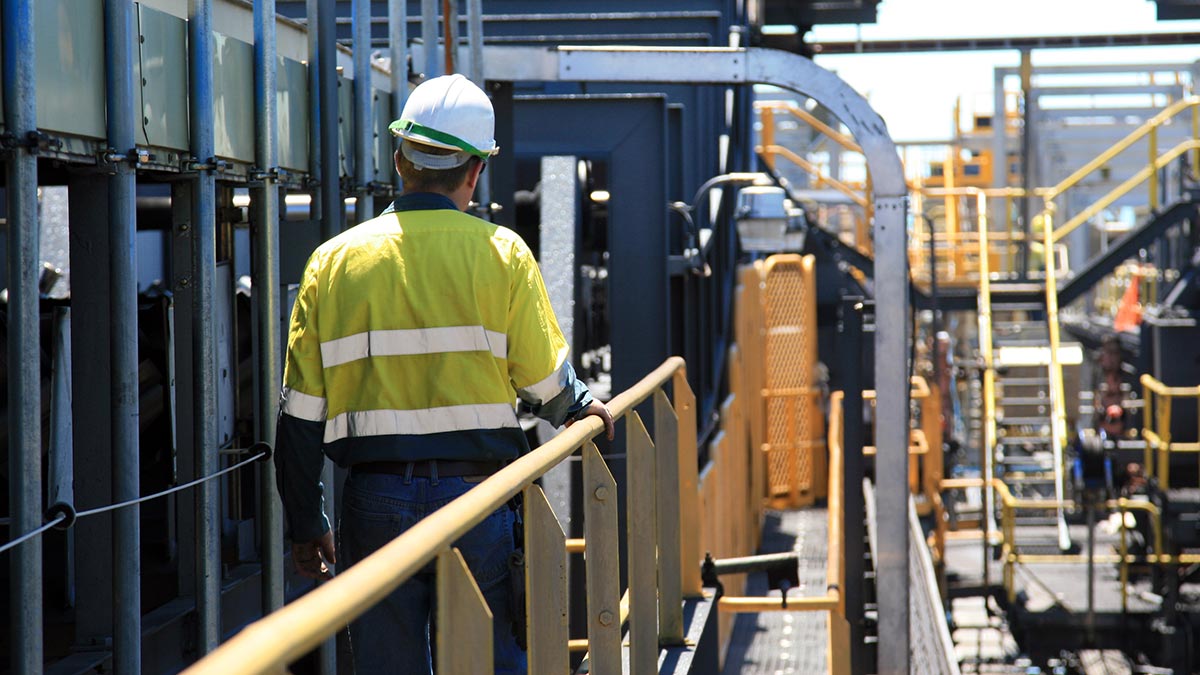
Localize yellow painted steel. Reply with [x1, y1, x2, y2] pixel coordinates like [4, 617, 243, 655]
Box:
[436, 548, 494, 673]
[523, 484, 569, 675]
[975, 191, 999, 568]
[755, 144, 869, 207]
[625, 411, 659, 675]
[1141, 374, 1200, 489]
[754, 100, 864, 155]
[673, 370, 704, 598]
[581, 442, 621, 673]
[760, 255, 826, 508]
[1041, 209, 1072, 551]
[654, 389, 686, 645]
[183, 358, 689, 675]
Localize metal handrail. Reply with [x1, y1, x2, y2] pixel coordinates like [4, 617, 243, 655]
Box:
[1140, 373, 1200, 489]
[755, 99, 864, 155]
[184, 357, 697, 674]
[756, 143, 869, 207]
[1041, 210, 1073, 551]
[974, 191, 1000, 574]
[1050, 138, 1200, 243]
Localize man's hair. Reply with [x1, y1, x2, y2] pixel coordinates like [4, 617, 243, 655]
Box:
[395, 141, 482, 193]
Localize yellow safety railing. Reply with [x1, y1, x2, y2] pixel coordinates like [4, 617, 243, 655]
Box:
[856, 376, 943, 512]
[1042, 96, 1200, 244]
[975, 191, 1000, 551]
[756, 100, 872, 256]
[1141, 374, 1200, 489]
[185, 358, 705, 675]
[1041, 210, 1073, 551]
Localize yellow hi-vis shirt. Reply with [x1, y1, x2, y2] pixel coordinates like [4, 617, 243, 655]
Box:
[280, 205, 578, 463]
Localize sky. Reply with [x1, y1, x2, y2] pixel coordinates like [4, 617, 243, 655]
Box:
[805, 0, 1200, 142]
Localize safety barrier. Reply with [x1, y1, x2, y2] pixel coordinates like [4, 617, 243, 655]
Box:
[755, 100, 872, 256]
[1141, 374, 1200, 489]
[185, 358, 703, 674]
[756, 255, 827, 508]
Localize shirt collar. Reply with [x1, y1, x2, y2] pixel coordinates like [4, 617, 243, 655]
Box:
[380, 192, 460, 215]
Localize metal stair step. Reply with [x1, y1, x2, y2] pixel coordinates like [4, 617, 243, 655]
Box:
[996, 377, 1049, 386]
[996, 416, 1050, 426]
[996, 396, 1048, 406]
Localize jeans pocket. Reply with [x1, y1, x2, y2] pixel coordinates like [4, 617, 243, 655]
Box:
[342, 490, 420, 567]
[454, 506, 514, 592]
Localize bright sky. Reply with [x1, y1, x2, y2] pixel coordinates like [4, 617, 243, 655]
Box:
[807, 0, 1200, 141]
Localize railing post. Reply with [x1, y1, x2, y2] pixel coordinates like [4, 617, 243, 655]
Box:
[1149, 125, 1159, 212]
[583, 443, 622, 672]
[673, 370, 703, 597]
[760, 106, 776, 171]
[523, 485, 569, 675]
[436, 548, 494, 672]
[654, 390, 685, 644]
[627, 411, 659, 674]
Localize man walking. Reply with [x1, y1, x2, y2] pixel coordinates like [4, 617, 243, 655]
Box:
[274, 73, 613, 674]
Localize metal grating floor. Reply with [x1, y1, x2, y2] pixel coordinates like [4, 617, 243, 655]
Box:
[722, 508, 829, 675]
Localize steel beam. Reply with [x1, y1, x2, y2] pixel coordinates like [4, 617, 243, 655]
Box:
[317, 0, 342, 239]
[3, 1, 41, 672]
[188, 0, 222, 654]
[389, 0, 409, 192]
[254, 0, 286, 613]
[104, 0, 142, 671]
[353, 0, 374, 222]
[481, 45, 910, 671]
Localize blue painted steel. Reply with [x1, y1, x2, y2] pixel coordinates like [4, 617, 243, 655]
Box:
[254, 0, 285, 613]
[353, 0, 374, 221]
[318, 0, 342, 239]
[188, 0, 222, 654]
[2, 1, 42, 673]
[104, 0, 142, 672]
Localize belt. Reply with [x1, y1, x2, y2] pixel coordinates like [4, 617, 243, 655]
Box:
[351, 459, 505, 478]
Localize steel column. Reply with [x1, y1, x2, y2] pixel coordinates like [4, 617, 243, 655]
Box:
[189, 0, 222, 654]
[353, 0, 374, 222]
[254, 0, 285, 613]
[1019, 49, 1035, 279]
[3, 1, 41, 671]
[421, 0, 440, 79]
[839, 298, 867, 675]
[389, 0, 409, 192]
[105, 0, 142, 671]
[466, 0, 489, 212]
[317, 0, 341, 240]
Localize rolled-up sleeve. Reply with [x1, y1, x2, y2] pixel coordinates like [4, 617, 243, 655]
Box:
[274, 256, 331, 541]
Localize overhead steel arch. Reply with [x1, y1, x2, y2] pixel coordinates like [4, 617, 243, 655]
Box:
[481, 45, 912, 674]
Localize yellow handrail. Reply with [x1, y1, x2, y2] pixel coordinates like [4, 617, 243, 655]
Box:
[1140, 373, 1200, 489]
[184, 358, 691, 674]
[1043, 96, 1199, 203]
[1050, 139, 1200, 243]
[975, 191, 999, 554]
[756, 143, 869, 208]
[755, 99, 864, 155]
[1041, 210, 1072, 551]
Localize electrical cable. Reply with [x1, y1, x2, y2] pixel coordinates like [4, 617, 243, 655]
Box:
[0, 514, 68, 556]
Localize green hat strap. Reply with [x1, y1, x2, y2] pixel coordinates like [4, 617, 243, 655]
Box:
[389, 119, 492, 159]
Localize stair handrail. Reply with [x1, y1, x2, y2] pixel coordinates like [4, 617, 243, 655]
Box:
[1041, 208, 1073, 551]
[756, 99, 864, 155]
[1041, 95, 1200, 244]
[972, 190, 1001, 571]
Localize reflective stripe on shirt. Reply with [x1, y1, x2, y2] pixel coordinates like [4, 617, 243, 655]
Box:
[281, 387, 328, 422]
[319, 326, 508, 368]
[517, 360, 570, 405]
[323, 403, 519, 444]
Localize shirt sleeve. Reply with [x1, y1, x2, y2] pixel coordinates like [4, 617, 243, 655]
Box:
[506, 240, 593, 427]
[274, 254, 331, 542]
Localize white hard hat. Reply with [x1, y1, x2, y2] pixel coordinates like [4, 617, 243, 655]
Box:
[389, 74, 498, 169]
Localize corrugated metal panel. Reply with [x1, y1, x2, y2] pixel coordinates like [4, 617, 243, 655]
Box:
[213, 32, 255, 163]
[338, 73, 352, 178]
[373, 86, 392, 184]
[137, 4, 190, 151]
[36, 0, 106, 140]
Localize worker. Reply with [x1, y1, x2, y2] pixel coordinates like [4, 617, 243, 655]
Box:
[273, 73, 614, 674]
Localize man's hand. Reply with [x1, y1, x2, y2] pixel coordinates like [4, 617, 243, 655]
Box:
[292, 530, 337, 580]
[566, 400, 615, 441]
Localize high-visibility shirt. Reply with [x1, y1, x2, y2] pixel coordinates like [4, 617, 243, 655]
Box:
[273, 193, 591, 541]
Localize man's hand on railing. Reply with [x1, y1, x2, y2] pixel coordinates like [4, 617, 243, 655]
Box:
[566, 400, 616, 441]
[293, 530, 336, 581]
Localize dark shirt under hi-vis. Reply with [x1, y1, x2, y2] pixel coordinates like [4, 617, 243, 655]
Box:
[273, 194, 591, 540]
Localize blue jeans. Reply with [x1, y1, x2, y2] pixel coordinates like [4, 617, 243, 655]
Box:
[341, 471, 527, 675]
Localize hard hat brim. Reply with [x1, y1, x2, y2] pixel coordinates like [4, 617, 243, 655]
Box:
[389, 119, 498, 159]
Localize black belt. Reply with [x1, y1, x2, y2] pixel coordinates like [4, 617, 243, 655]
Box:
[351, 459, 504, 478]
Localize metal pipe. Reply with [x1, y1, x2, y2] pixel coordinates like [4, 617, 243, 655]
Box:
[1019, 49, 1034, 279]
[466, 0, 490, 213]
[317, 0, 341, 240]
[105, 0, 142, 671]
[441, 0, 456, 75]
[254, 0, 285, 612]
[188, 0, 222, 653]
[839, 298, 866, 675]
[3, 3, 41, 669]
[389, 0, 409, 192]
[49, 307, 74, 609]
[421, 0, 439, 79]
[352, 0, 374, 222]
